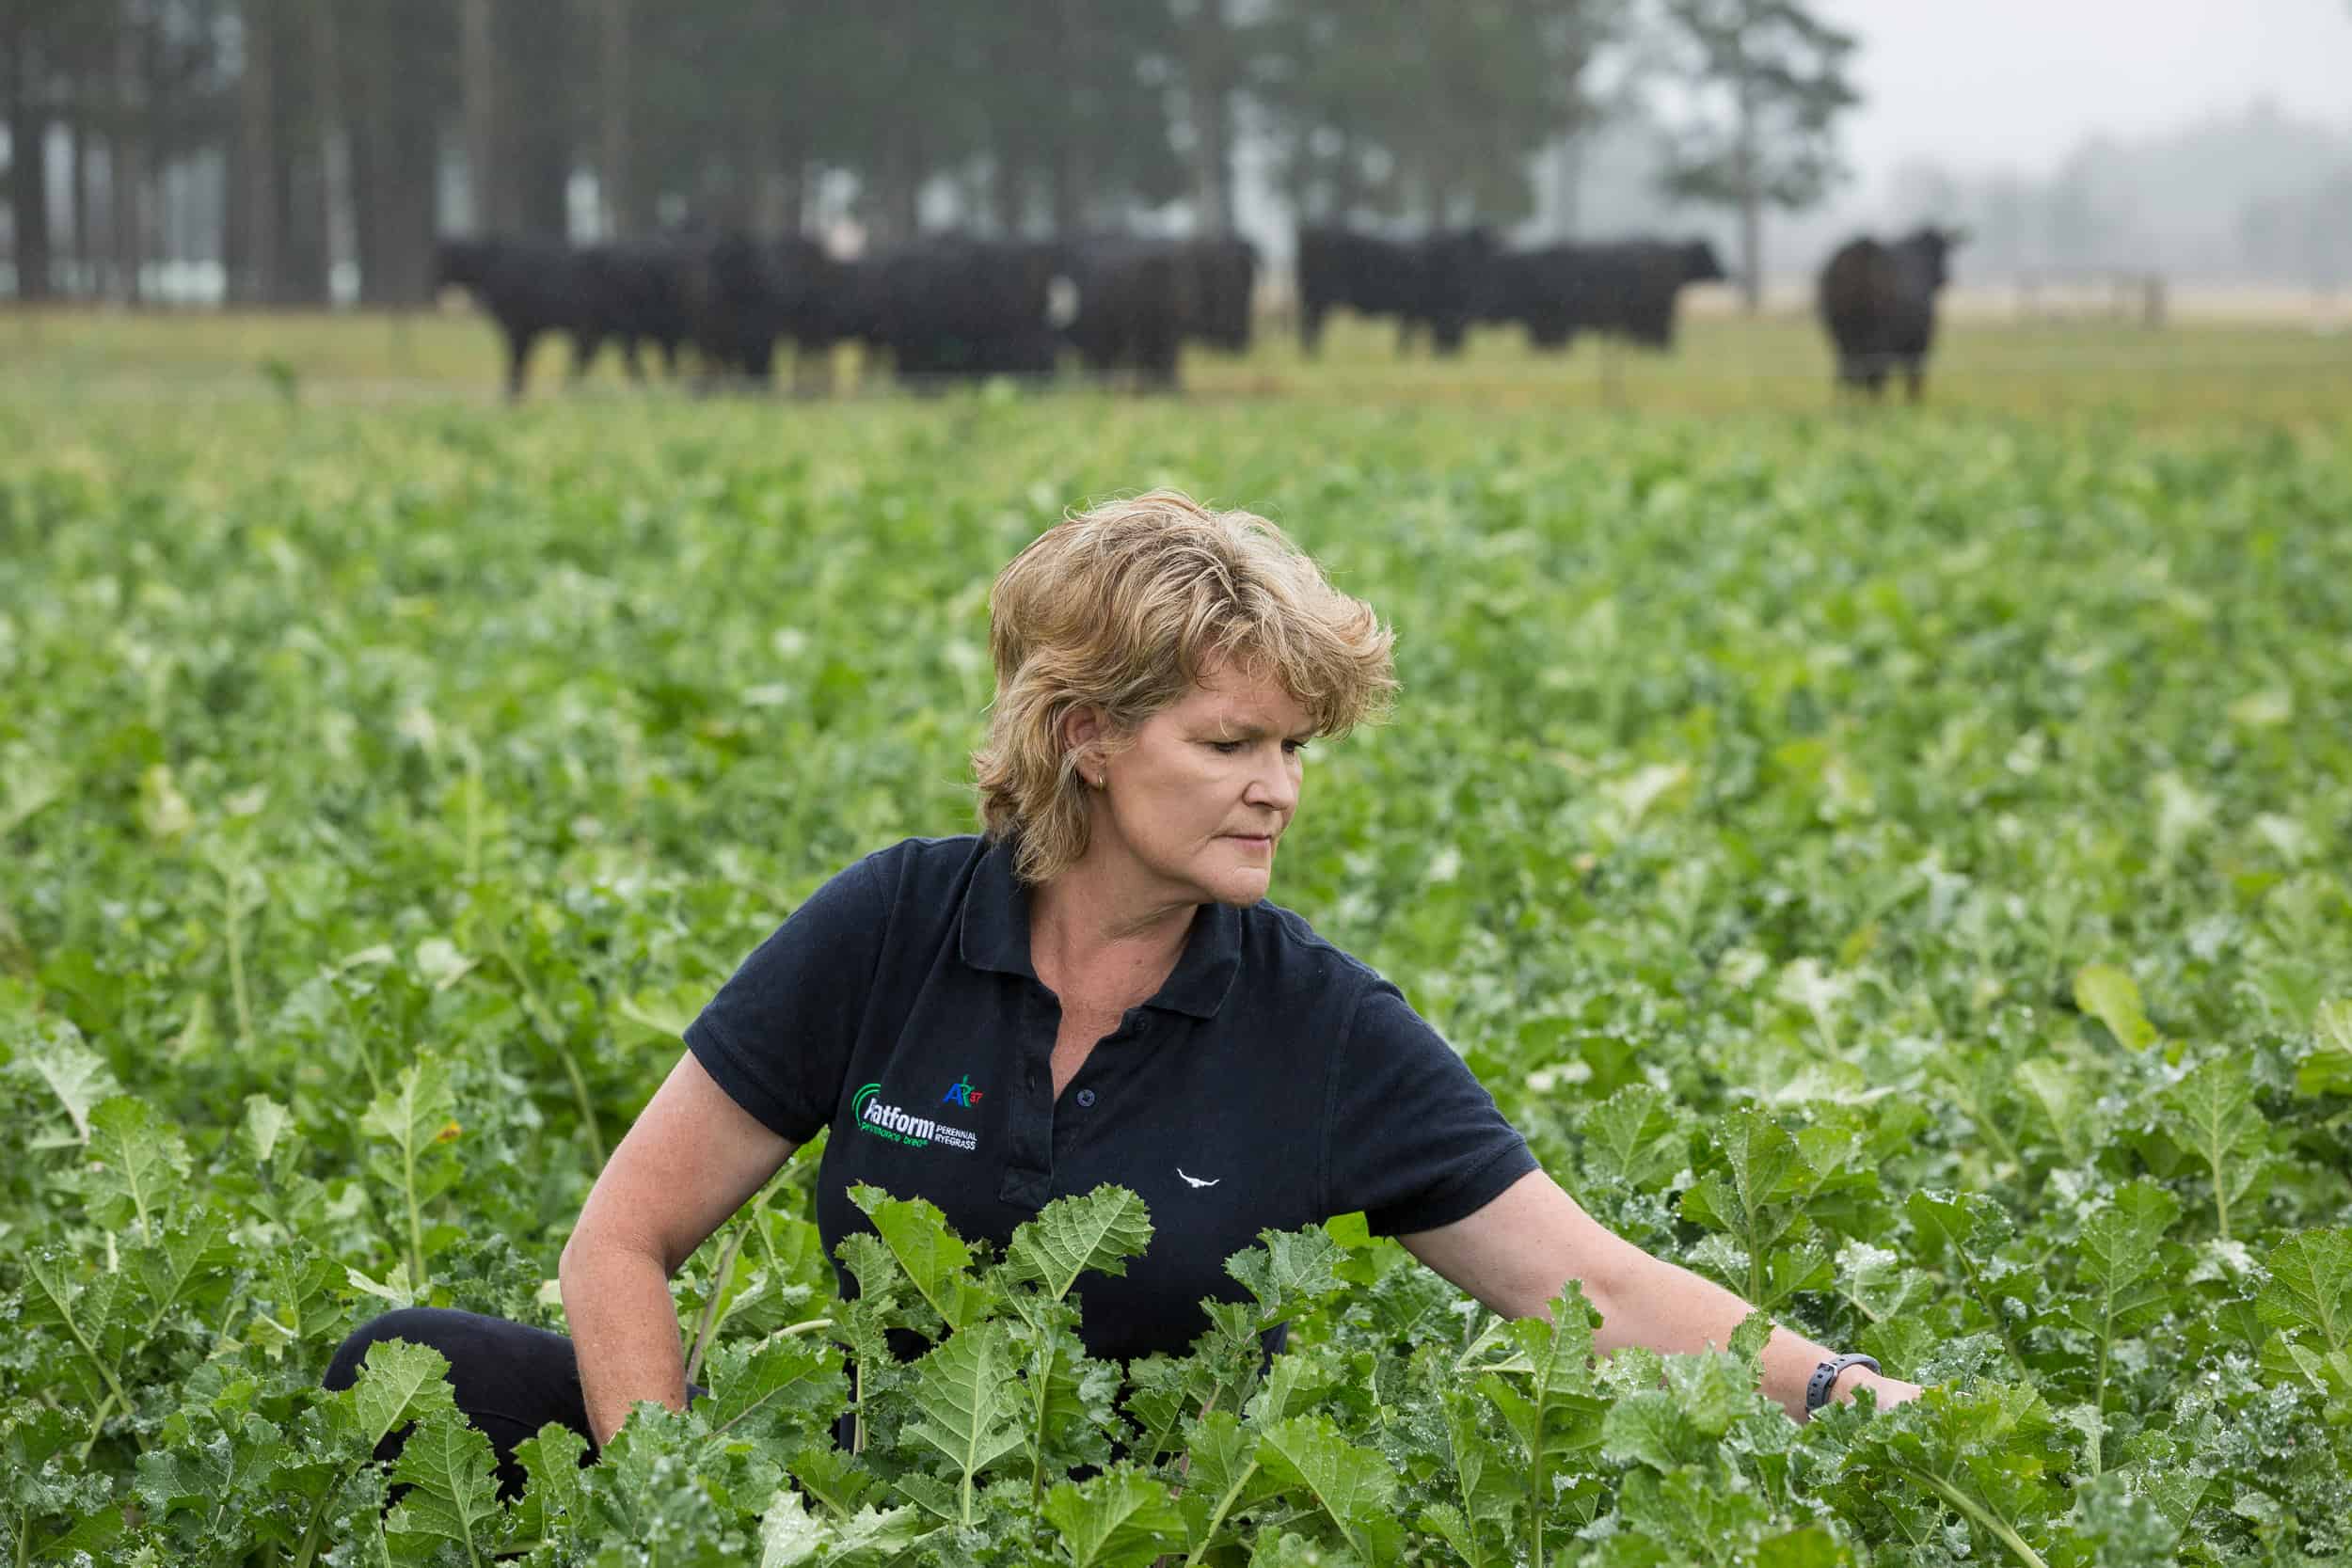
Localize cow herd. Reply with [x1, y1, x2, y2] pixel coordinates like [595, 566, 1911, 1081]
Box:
[435, 222, 1961, 401]
[1296, 227, 1728, 356]
[434, 231, 1257, 400]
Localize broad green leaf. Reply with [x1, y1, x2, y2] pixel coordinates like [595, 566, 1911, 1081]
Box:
[2071, 1180, 2182, 1341]
[385, 1410, 504, 1562]
[1581, 1083, 1685, 1190]
[1257, 1415, 1397, 1561]
[1836, 1239, 1934, 1324]
[359, 1055, 458, 1155]
[2015, 1056, 2102, 1164]
[787, 1442, 885, 1520]
[1005, 1184, 1154, 1301]
[124, 1203, 235, 1327]
[1178, 1408, 1279, 1555]
[849, 1184, 993, 1330]
[758, 1488, 831, 1568]
[2074, 963, 2157, 1051]
[86, 1095, 191, 1240]
[238, 1093, 297, 1164]
[703, 1331, 847, 1442]
[508, 1421, 590, 1553]
[2158, 1056, 2269, 1243]
[899, 1320, 1025, 1527]
[19, 1026, 119, 1142]
[2258, 1228, 2352, 1355]
[1041, 1465, 1187, 1568]
[1225, 1226, 1346, 1322]
[337, 1338, 459, 1449]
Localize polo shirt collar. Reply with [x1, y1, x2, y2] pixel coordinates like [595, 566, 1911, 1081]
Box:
[961, 837, 1243, 1019]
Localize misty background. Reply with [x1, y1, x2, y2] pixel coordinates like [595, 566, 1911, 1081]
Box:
[4, 0, 2348, 309]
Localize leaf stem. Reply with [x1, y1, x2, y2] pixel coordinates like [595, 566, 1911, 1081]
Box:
[1905, 1467, 2051, 1568]
[489, 939, 605, 1166]
[685, 1220, 750, 1388]
[1947, 1239, 2027, 1374]
[403, 1116, 428, 1296]
[222, 862, 257, 1053]
[1181, 1457, 1261, 1568]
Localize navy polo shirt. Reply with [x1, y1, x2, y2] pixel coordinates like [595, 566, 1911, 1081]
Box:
[683, 833, 1537, 1365]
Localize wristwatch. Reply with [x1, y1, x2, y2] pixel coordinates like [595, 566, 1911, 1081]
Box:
[1804, 1353, 1880, 1414]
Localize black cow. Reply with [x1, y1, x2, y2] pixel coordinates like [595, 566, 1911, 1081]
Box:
[1295, 226, 1496, 356]
[576, 241, 691, 380]
[681, 232, 854, 389]
[1063, 237, 1192, 389]
[1486, 238, 1725, 353]
[864, 237, 1066, 385]
[433, 236, 605, 401]
[1180, 236, 1258, 355]
[1817, 228, 1965, 402]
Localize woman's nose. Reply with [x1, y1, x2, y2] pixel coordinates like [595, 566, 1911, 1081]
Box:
[1245, 756, 1298, 810]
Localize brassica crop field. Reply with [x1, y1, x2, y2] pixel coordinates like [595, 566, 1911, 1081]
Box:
[5, 368, 2352, 1566]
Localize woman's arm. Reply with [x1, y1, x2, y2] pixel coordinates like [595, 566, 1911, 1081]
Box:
[559, 1051, 799, 1445]
[1397, 1168, 1922, 1421]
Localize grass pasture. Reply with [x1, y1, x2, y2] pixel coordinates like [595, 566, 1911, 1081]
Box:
[7, 298, 2349, 424]
[3, 311, 2352, 1564]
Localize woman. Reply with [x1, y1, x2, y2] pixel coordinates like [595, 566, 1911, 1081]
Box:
[329, 490, 1920, 1489]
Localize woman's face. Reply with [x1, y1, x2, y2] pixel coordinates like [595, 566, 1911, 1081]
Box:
[1087, 662, 1311, 910]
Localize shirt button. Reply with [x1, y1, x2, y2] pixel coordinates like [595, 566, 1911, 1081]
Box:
[1075, 1088, 1097, 1108]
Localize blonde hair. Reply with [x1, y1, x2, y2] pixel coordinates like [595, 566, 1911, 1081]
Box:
[975, 490, 1396, 884]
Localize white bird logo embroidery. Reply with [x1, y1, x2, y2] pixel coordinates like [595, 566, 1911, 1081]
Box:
[1177, 1167, 1221, 1189]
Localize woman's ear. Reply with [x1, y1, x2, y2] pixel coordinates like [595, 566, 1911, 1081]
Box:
[1061, 705, 1107, 773]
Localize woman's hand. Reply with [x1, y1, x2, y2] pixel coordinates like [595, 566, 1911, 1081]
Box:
[1830, 1365, 1925, 1414]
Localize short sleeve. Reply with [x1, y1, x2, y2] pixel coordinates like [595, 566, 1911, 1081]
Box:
[683, 851, 892, 1144]
[1323, 981, 1539, 1236]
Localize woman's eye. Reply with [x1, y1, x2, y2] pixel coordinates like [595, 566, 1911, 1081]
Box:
[1283, 739, 1310, 756]
[1210, 740, 1244, 754]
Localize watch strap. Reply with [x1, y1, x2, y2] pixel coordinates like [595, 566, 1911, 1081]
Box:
[1805, 1353, 1880, 1413]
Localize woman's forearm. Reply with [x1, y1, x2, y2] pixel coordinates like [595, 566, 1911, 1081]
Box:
[1584, 1243, 1873, 1420]
[559, 1236, 691, 1446]
[1402, 1173, 1917, 1421]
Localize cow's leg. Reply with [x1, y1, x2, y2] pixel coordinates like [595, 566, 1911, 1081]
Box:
[619, 336, 646, 383]
[1903, 362, 1925, 404]
[568, 330, 604, 384]
[504, 327, 539, 402]
[1299, 305, 1325, 356]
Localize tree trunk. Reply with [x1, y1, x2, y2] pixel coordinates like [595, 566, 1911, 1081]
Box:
[6, 24, 54, 302]
[265, 0, 331, 305]
[459, 0, 502, 232]
[1186, 2, 1233, 239]
[234, 0, 278, 302]
[507, 1, 569, 243]
[1735, 57, 1760, 313]
[110, 13, 146, 303]
[73, 119, 97, 297]
[1551, 135, 1582, 240]
[346, 0, 437, 305]
[308, 0, 345, 302]
[597, 0, 629, 238]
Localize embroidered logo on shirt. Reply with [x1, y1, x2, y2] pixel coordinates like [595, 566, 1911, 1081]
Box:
[942, 1076, 984, 1108]
[852, 1082, 978, 1152]
[1177, 1167, 1221, 1189]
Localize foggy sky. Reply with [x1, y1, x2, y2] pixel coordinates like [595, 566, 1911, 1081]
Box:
[1817, 0, 2352, 186]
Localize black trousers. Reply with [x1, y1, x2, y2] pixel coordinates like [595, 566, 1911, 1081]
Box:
[324, 1307, 599, 1499]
